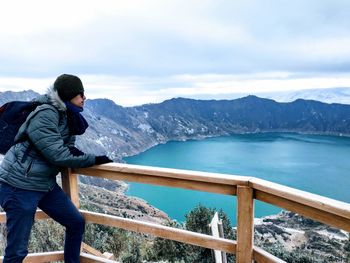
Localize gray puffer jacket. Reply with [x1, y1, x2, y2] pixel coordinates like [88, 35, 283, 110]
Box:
[0, 87, 95, 192]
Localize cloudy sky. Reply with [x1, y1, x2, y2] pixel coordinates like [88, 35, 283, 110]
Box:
[0, 0, 350, 106]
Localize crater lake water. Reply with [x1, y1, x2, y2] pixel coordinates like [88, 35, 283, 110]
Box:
[124, 133, 350, 224]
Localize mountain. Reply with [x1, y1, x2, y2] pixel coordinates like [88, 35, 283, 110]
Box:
[82, 96, 350, 161]
[1, 90, 350, 161]
[0, 89, 38, 105]
[260, 87, 350, 105]
[135, 96, 350, 138]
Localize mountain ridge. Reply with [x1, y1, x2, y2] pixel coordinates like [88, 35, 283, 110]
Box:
[1, 90, 350, 161]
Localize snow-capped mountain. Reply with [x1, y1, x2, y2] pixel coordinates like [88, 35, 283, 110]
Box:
[260, 87, 350, 105]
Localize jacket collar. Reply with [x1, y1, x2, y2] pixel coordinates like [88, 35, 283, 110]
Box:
[47, 86, 67, 112]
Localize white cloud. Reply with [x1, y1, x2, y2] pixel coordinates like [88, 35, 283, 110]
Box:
[0, 0, 350, 99]
[291, 37, 350, 59]
[0, 1, 98, 35]
[1, 72, 350, 106]
[0, 76, 53, 92]
[158, 73, 350, 95]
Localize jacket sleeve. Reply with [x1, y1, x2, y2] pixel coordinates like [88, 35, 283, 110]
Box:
[26, 107, 96, 168]
[67, 136, 76, 147]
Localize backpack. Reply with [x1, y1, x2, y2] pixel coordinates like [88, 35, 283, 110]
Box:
[0, 101, 40, 155]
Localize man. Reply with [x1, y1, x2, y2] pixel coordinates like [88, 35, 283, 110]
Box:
[0, 74, 112, 263]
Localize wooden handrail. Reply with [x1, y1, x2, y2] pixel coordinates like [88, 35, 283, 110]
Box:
[253, 247, 287, 263]
[1, 163, 349, 263]
[75, 163, 249, 195]
[81, 210, 236, 253]
[250, 178, 350, 231]
[250, 178, 350, 220]
[74, 163, 350, 231]
[0, 210, 49, 223]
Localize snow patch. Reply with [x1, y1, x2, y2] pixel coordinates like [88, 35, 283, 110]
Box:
[186, 128, 194, 134]
[111, 129, 124, 136]
[282, 227, 305, 235]
[138, 123, 153, 133]
[95, 136, 112, 146]
[317, 229, 349, 241]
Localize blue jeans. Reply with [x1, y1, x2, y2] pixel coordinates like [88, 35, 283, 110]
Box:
[0, 182, 85, 263]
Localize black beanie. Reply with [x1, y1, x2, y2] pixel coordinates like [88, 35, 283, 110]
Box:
[53, 74, 85, 101]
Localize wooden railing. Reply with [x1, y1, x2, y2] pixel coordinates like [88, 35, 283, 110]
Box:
[1, 163, 350, 262]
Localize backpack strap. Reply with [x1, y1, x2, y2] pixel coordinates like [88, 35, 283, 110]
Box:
[19, 104, 62, 163]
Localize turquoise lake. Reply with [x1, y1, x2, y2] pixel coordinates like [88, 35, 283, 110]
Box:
[124, 133, 350, 224]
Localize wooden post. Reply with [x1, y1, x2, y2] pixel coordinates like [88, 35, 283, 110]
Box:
[61, 168, 80, 208]
[236, 186, 254, 263]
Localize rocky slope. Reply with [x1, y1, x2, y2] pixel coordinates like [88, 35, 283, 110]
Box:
[78, 178, 170, 225]
[254, 211, 350, 262]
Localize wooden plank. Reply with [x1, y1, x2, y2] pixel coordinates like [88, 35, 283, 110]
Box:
[81, 210, 236, 254]
[61, 168, 80, 208]
[34, 210, 50, 220]
[76, 166, 237, 195]
[75, 163, 250, 194]
[23, 251, 64, 262]
[0, 210, 49, 223]
[255, 190, 350, 232]
[0, 251, 64, 263]
[80, 253, 117, 263]
[253, 246, 287, 263]
[250, 178, 350, 220]
[236, 186, 254, 263]
[82, 163, 249, 185]
[81, 242, 104, 257]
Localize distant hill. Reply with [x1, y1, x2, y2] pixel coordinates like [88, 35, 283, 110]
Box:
[0, 89, 38, 104]
[1, 90, 350, 161]
[134, 96, 350, 137]
[262, 87, 350, 105]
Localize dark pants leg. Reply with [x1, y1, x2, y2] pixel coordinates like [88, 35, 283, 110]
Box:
[38, 183, 85, 263]
[0, 182, 44, 263]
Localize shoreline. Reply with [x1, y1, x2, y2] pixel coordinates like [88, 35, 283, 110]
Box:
[120, 130, 350, 161]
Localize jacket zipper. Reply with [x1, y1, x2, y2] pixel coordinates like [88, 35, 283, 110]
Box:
[25, 160, 33, 177]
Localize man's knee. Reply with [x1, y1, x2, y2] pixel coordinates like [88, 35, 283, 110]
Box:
[20, 203, 38, 216]
[67, 213, 85, 234]
[77, 214, 85, 231]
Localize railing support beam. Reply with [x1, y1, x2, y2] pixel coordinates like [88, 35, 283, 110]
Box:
[237, 186, 254, 263]
[61, 168, 80, 208]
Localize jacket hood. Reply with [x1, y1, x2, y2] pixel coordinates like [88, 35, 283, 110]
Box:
[35, 86, 67, 112]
